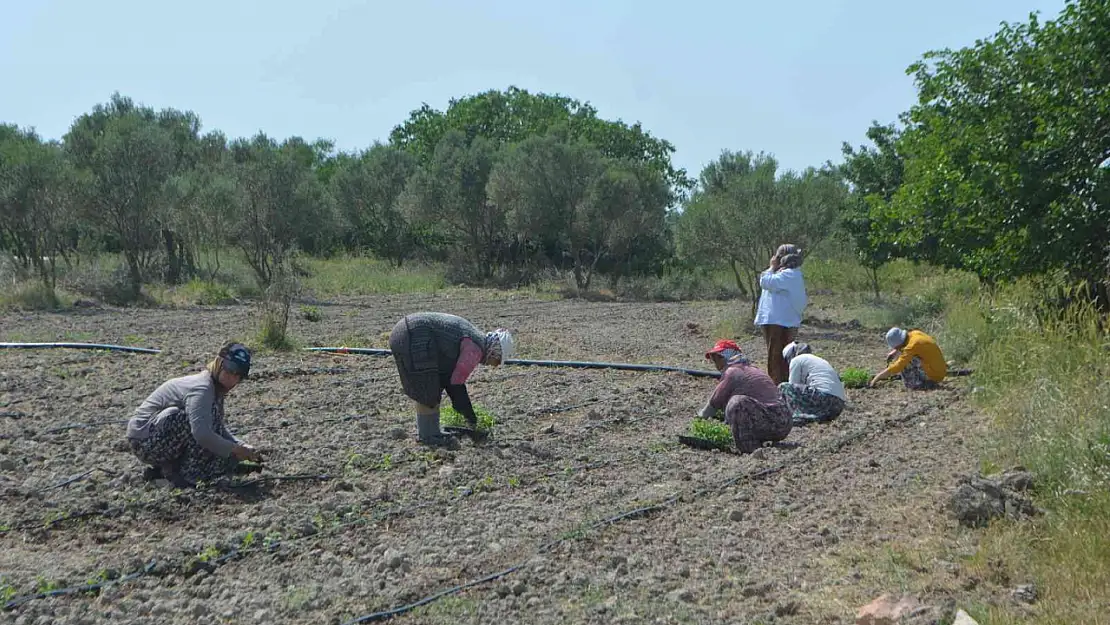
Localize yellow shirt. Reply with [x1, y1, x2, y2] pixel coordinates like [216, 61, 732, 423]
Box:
[889, 330, 946, 382]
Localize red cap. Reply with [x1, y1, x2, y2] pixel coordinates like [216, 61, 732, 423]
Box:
[705, 339, 741, 359]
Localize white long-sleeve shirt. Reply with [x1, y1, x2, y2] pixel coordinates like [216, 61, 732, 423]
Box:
[754, 267, 807, 328]
[788, 354, 846, 401]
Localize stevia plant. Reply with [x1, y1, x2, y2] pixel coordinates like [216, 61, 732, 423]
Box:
[689, 418, 732, 446]
[840, 367, 871, 389]
[440, 404, 496, 431]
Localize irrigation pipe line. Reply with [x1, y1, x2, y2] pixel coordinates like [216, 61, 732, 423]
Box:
[305, 346, 724, 379]
[3, 561, 159, 610]
[338, 398, 944, 624]
[0, 342, 161, 354]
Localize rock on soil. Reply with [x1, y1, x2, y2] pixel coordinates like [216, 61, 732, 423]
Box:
[948, 469, 1038, 527]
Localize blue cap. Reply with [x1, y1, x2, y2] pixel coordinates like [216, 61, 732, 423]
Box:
[220, 342, 251, 378]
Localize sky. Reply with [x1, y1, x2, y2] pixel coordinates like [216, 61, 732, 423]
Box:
[0, 0, 1067, 179]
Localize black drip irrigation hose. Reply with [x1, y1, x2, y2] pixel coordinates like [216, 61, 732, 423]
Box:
[0, 342, 161, 354]
[338, 398, 943, 624]
[304, 347, 724, 379]
[3, 561, 159, 610]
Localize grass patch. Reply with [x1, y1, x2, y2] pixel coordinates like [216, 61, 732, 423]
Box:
[840, 367, 871, 389]
[0, 281, 68, 311]
[688, 418, 731, 446]
[151, 278, 239, 306]
[301, 256, 446, 297]
[299, 305, 322, 322]
[440, 404, 496, 431]
[947, 283, 1110, 624]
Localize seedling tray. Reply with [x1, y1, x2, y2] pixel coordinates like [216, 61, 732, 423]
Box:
[677, 434, 735, 453]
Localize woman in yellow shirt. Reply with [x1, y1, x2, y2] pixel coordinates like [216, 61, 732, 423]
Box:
[868, 327, 946, 390]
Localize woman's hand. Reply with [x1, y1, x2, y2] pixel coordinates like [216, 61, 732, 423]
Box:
[232, 444, 262, 463]
[769, 255, 780, 272]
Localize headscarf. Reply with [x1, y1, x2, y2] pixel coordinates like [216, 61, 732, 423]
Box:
[484, 329, 514, 364]
[705, 339, 749, 366]
[885, 327, 908, 349]
[775, 244, 804, 270]
[782, 341, 812, 364]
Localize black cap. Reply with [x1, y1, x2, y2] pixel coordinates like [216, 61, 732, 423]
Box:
[219, 342, 251, 378]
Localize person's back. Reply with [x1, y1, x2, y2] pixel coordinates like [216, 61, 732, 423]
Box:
[714, 362, 782, 406]
[128, 371, 214, 436]
[788, 353, 846, 401]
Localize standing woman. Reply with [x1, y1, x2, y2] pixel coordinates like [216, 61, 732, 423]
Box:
[126, 342, 262, 487]
[754, 244, 808, 384]
[389, 312, 513, 447]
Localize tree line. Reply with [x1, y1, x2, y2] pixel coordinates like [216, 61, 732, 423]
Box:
[2, 0, 1107, 304]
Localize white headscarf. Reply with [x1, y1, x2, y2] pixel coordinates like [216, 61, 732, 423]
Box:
[484, 329, 514, 363]
[782, 341, 812, 364]
[885, 327, 908, 349]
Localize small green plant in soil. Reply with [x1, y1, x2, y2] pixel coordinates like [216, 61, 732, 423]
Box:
[840, 367, 871, 388]
[299, 305, 322, 322]
[689, 418, 732, 446]
[441, 404, 496, 431]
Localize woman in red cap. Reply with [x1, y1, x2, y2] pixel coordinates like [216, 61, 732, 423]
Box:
[698, 339, 793, 453]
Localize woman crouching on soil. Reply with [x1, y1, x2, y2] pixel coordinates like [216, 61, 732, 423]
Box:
[869, 327, 946, 390]
[126, 342, 262, 487]
[698, 340, 792, 453]
[389, 312, 513, 448]
[779, 341, 846, 425]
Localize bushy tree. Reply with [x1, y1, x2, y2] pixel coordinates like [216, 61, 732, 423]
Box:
[884, 0, 1110, 302]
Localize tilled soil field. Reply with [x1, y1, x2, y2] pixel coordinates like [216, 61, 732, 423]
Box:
[1, 291, 992, 624]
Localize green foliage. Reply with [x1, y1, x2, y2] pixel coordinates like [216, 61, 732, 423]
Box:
[839, 367, 871, 389]
[65, 93, 200, 297]
[299, 305, 322, 322]
[0, 281, 65, 311]
[228, 133, 339, 288]
[676, 151, 848, 311]
[399, 131, 503, 280]
[487, 129, 672, 290]
[881, 1, 1110, 297]
[441, 404, 496, 431]
[301, 256, 445, 296]
[0, 125, 79, 290]
[389, 86, 691, 193]
[328, 143, 418, 265]
[165, 278, 236, 306]
[688, 418, 732, 446]
[838, 122, 906, 297]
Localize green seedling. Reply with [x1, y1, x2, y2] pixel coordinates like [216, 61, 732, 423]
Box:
[440, 404, 496, 431]
[689, 418, 732, 446]
[299, 305, 322, 322]
[840, 367, 871, 389]
[0, 580, 16, 603]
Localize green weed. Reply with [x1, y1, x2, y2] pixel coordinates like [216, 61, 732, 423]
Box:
[299, 305, 322, 322]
